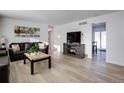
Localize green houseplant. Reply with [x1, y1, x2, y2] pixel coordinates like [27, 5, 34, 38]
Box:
[27, 43, 40, 54]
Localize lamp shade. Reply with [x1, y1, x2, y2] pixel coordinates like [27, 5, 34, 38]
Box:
[0, 37, 6, 44]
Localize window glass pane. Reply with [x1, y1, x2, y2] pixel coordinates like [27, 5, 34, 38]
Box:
[94, 32, 100, 48]
[101, 31, 106, 49]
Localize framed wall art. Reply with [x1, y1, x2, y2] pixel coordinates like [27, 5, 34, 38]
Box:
[14, 26, 40, 37]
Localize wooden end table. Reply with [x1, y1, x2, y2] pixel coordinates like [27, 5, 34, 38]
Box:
[0, 48, 7, 56]
[24, 52, 51, 75]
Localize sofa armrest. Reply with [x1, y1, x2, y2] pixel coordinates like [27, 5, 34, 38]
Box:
[39, 45, 49, 54]
[8, 48, 14, 56]
[45, 45, 49, 54]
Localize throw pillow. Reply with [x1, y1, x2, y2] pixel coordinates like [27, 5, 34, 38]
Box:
[38, 43, 45, 49]
[12, 44, 20, 52]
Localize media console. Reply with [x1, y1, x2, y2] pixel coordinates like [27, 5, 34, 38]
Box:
[63, 43, 85, 58]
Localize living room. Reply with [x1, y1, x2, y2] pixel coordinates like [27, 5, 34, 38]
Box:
[0, 10, 124, 83]
[54, 10, 124, 65]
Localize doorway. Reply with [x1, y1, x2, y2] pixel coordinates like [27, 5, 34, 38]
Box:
[92, 22, 106, 62]
[48, 25, 54, 55]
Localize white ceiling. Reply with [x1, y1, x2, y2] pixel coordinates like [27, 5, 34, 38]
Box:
[0, 10, 119, 25]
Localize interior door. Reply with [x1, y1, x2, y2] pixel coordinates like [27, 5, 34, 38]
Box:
[48, 31, 52, 54]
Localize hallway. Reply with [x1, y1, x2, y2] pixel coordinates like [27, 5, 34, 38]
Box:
[92, 50, 106, 62]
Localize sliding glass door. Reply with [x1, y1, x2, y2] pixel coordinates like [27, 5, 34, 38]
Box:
[94, 31, 106, 50]
[94, 32, 100, 49]
[101, 31, 106, 49]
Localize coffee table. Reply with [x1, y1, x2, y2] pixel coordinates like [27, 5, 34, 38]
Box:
[24, 52, 51, 75]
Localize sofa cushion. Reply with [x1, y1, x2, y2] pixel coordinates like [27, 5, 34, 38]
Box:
[13, 50, 25, 55]
[25, 43, 32, 51]
[19, 43, 25, 51]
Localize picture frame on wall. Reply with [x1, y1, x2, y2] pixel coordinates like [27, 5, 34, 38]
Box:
[14, 26, 40, 37]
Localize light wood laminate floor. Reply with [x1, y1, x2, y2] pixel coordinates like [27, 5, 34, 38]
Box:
[10, 52, 124, 83]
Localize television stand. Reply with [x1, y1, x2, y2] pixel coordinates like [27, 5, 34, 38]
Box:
[63, 43, 85, 58]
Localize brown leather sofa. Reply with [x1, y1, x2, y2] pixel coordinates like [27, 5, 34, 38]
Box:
[8, 42, 49, 62]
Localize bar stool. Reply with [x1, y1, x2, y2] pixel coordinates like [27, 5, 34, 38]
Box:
[92, 41, 97, 54]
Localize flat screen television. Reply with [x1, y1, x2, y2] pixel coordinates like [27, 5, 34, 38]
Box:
[67, 31, 81, 44]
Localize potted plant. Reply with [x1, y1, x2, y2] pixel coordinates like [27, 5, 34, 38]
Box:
[27, 43, 40, 55]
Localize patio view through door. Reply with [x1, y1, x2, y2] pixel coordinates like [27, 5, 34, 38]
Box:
[94, 31, 106, 50]
[92, 22, 106, 62]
